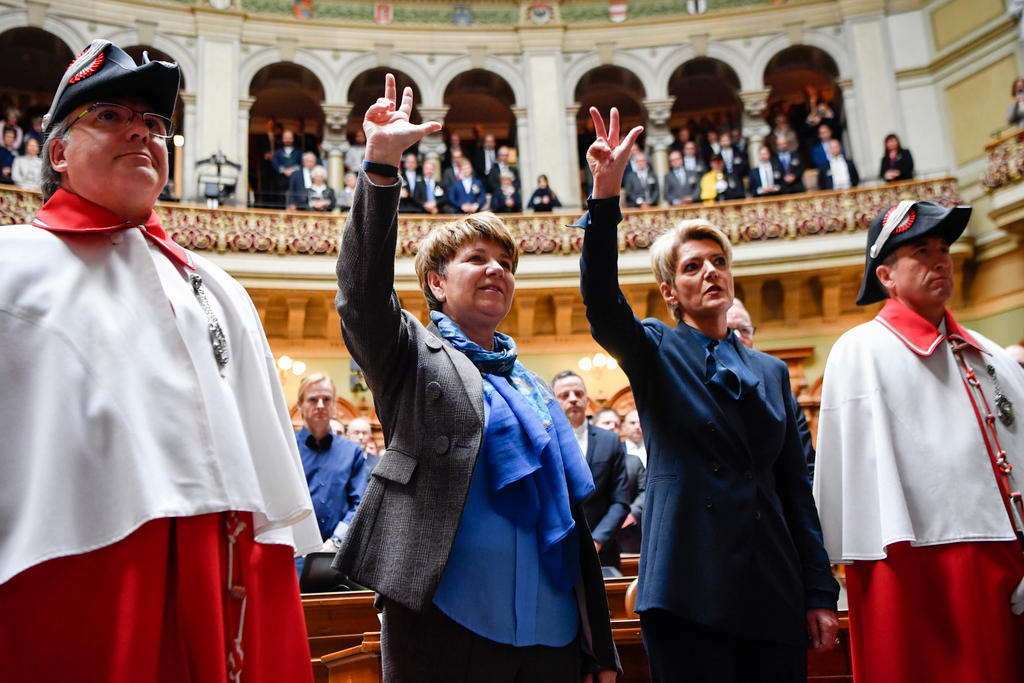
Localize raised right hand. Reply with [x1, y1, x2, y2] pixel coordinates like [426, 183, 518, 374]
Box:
[362, 73, 442, 169]
[585, 106, 643, 200]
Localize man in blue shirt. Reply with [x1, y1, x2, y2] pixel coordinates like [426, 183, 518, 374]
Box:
[295, 373, 367, 552]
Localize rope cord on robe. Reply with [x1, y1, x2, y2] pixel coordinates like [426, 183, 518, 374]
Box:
[951, 341, 1024, 551]
[225, 512, 248, 683]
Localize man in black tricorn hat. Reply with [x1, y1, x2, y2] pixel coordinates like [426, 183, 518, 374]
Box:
[0, 40, 321, 682]
[813, 200, 1024, 682]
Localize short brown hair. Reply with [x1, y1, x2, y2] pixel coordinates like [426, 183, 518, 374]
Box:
[650, 220, 732, 320]
[414, 212, 519, 312]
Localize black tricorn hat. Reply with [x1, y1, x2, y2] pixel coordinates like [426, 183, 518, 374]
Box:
[42, 40, 180, 135]
[855, 200, 971, 306]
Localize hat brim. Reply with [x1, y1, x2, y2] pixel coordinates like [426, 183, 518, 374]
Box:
[855, 205, 971, 306]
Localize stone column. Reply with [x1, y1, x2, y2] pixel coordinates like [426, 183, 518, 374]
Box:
[417, 105, 450, 167]
[196, 35, 242, 203]
[565, 104, 583, 207]
[740, 89, 771, 167]
[322, 104, 352, 188]
[235, 96, 254, 206]
[643, 98, 675, 200]
[512, 105, 532, 195]
[180, 92, 197, 202]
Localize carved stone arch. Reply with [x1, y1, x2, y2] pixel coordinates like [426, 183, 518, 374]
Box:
[654, 47, 699, 97]
[606, 386, 636, 416]
[434, 55, 526, 107]
[290, 49, 339, 103]
[750, 32, 851, 89]
[704, 42, 757, 92]
[36, 16, 87, 57]
[564, 52, 652, 108]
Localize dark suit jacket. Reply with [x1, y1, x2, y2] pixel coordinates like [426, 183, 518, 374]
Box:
[879, 149, 914, 182]
[399, 171, 425, 213]
[774, 151, 805, 194]
[817, 156, 860, 190]
[578, 196, 838, 646]
[486, 164, 521, 195]
[581, 425, 631, 567]
[271, 146, 302, 175]
[447, 176, 487, 213]
[413, 177, 450, 213]
[748, 160, 784, 196]
[334, 172, 619, 675]
[287, 169, 311, 209]
[490, 188, 522, 213]
[623, 170, 659, 207]
[618, 451, 646, 554]
[720, 146, 748, 180]
[662, 168, 702, 205]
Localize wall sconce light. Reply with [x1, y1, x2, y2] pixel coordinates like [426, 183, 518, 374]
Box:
[578, 352, 618, 372]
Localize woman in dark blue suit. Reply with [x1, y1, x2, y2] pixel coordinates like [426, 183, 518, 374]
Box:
[576, 107, 839, 682]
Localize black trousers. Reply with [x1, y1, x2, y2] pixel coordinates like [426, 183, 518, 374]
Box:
[381, 598, 581, 683]
[641, 609, 807, 683]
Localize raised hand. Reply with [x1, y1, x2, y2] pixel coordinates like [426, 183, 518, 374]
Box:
[363, 73, 442, 169]
[586, 106, 643, 200]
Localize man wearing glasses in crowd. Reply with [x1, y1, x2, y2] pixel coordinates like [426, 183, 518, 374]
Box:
[0, 41, 320, 682]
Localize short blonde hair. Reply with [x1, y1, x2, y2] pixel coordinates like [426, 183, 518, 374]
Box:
[414, 212, 519, 312]
[297, 373, 336, 403]
[650, 220, 732, 320]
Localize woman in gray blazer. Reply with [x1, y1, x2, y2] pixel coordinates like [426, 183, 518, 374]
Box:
[333, 74, 619, 683]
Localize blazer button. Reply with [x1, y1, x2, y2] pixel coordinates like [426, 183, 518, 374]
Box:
[426, 381, 442, 401]
[704, 497, 713, 510]
[744, 470, 753, 480]
[710, 460, 721, 473]
[434, 435, 450, 454]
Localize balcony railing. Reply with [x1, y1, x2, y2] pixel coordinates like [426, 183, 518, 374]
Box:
[984, 128, 1024, 191]
[0, 177, 960, 258]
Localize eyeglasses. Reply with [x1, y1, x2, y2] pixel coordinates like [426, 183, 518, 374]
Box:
[71, 102, 175, 139]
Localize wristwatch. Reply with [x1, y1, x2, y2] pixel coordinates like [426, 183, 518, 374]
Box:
[361, 160, 399, 178]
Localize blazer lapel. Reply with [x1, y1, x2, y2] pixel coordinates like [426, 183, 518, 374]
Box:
[426, 321, 485, 427]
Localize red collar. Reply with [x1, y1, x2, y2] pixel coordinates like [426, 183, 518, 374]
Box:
[32, 189, 195, 270]
[875, 298, 982, 356]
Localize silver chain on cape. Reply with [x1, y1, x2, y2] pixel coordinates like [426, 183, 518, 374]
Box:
[189, 273, 229, 370]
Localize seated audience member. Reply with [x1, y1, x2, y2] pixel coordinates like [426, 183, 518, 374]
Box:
[749, 145, 783, 196]
[624, 150, 659, 208]
[879, 133, 914, 182]
[399, 151, 425, 213]
[337, 171, 357, 211]
[415, 159, 449, 214]
[0, 128, 16, 184]
[287, 151, 318, 210]
[490, 171, 522, 213]
[774, 135, 806, 194]
[295, 374, 366, 556]
[12, 136, 42, 190]
[663, 149, 702, 206]
[810, 123, 838, 169]
[346, 416, 379, 472]
[528, 173, 562, 212]
[0, 108, 23, 152]
[486, 145, 521, 195]
[306, 166, 336, 212]
[344, 129, 366, 173]
[818, 138, 860, 190]
[718, 131, 749, 182]
[593, 407, 622, 434]
[447, 158, 486, 214]
[700, 153, 745, 202]
[553, 371, 632, 570]
[1009, 77, 1024, 127]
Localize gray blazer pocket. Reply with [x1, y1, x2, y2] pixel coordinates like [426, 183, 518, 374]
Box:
[372, 449, 418, 485]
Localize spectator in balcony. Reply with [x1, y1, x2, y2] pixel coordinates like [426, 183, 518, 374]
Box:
[669, 125, 693, 156]
[294, 374, 367, 555]
[624, 150, 659, 208]
[415, 158, 449, 214]
[1008, 77, 1024, 127]
[475, 133, 498, 186]
[772, 113, 798, 154]
[623, 142, 654, 187]
[490, 171, 522, 213]
[0, 128, 17, 184]
[810, 123, 837, 169]
[700, 153, 745, 202]
[442, 130, 465, 171]
[23, 115, 43, 152]
[442, 147, 466, 189]
[701, 128, 721, 165]
[0, 107, 23, 152]
[663, 148, 702, 206]
[271, 128, 302, 205]
[578, 106, 838, 682]
[775, 135, 806, 194]
[344, 128, 366, 173]
[334, 74, 619, 681]
[487, 145, 520, 195]
[448, 157, 486, 214]
[12, 136, 42, 191]
[337, 171, 357, 211]
[818, 138, 860, 191]
[306, 166, 336, 212]
[718, 131, 749, 186]
[750, 145, 783, 196]
[528, 173, 562, 212]
[399, 151, 425, 213]
[286, 151, 318, 210]
[880, 133, 915, 183]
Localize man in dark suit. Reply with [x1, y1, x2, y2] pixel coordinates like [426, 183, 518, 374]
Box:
[552, 371, 632, 570]
[485, 145, 520, 195]
[473, 133, 498, 186]
[718, 131, 749, 184]
[286, 151, 319, 210]
[749, 145, 784, 197]
[447, 158, 486, 214]
[817, 139, 860, 190]
[271, 128, 302, 208]
[623, 151, 659, 208]
[413, 159, 449, 214]
[774, 135, 806, 194]
[398, 151, 425, 213]
[662, 149, 702, 206]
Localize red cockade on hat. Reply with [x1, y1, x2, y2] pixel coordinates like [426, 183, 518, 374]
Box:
[67, 50, 105, 85]
[884, 204, 916, 234]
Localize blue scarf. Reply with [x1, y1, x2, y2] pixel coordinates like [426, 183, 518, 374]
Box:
[431, 312, 595, 590]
